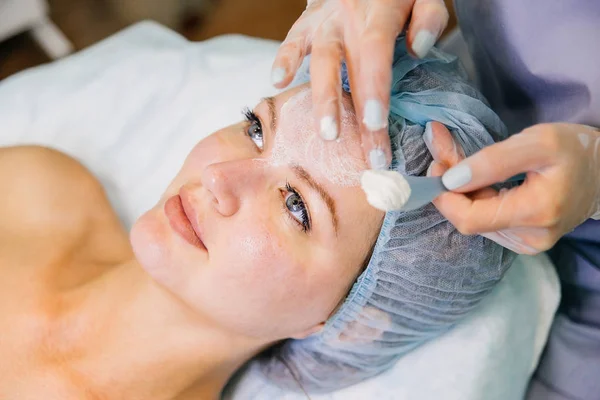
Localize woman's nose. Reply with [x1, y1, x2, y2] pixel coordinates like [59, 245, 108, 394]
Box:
[201, 160, 260, 217]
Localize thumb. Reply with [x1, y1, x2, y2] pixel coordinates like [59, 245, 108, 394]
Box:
[441, 132, 551, 192]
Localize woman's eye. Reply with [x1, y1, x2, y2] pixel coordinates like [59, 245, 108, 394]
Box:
[284, 183, 311, 232]
[247, 122, 263, 149]
[243, 108, 264, 150]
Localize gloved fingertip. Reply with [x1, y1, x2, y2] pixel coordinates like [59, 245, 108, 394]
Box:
[426, 162, 436, 177]
[320, 116, 338, 141]
[427, 161, 447, 177]
[271, 67, 287, 86]
[423, 121, 434, 151]
[442, 163, 472, 190]
[412, 30, 436, 59]
[363, 100, 387, 131]
[369, 148, 388, 170]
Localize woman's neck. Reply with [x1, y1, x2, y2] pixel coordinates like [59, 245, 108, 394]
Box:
[56, 258, 266, 400]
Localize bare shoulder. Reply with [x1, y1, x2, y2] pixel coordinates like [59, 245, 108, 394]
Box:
[0, 146, 127, 262]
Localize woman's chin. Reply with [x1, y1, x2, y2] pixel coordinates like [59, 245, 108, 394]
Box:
[130, 209, 178, 288]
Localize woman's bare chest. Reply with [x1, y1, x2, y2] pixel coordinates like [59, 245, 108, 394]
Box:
[0, 258, 116, 399]
[0, 283, 85, 399]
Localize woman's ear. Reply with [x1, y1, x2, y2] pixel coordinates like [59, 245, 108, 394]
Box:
[423, 121, 465, 168]
[290, 323, 325, 340]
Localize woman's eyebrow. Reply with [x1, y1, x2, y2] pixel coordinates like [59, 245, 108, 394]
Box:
[291, 164, 339, 235]
[262, 96, 277, 134]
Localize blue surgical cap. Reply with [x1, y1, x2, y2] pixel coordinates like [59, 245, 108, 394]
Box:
[256, 36, 517, 393]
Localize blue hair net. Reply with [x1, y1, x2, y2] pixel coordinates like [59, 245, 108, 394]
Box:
[256, 37, 517, 393]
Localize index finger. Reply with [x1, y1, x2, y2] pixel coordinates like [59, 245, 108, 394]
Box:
[406, 0, 449, 58]
[343, 1, 414, 168]
[271, 11, 311, 88]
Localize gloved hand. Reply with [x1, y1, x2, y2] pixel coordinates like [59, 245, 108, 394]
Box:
[425, 122, 600, 254]
[271, 0, 449, 169]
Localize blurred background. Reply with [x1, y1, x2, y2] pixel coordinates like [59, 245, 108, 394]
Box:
[0, 0, 456, 81]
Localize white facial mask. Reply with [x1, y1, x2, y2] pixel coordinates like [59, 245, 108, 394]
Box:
[269, 89, 365, 186]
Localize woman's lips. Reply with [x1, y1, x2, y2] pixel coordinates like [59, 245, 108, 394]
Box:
[164, 194, 206, 250]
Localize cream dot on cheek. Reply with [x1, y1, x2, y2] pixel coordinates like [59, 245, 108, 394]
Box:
[269, 89, 366, 186]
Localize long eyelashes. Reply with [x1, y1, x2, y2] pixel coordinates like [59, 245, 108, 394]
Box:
[284, 182, 311, 232]
[243, 108, 264, 150]
[243, 108, 260, 124]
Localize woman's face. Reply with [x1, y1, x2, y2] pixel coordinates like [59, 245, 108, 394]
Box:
[131, 84, 384, 341]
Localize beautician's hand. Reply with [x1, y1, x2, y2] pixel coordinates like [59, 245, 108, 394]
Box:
[271, 0, 449, 169]
[426, 122, 600, 254]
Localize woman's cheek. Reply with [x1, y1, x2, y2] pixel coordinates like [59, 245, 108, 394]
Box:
[188, 127, 247, 166]
[226, 223, 306, 304]
[229, 223, 285, 281]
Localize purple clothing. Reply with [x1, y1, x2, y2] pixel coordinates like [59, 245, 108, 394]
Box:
[454, 0, 600, 133]
[454, 1, 600, 399]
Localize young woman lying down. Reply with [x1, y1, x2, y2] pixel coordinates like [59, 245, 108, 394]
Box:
[0, 38, 515, 399]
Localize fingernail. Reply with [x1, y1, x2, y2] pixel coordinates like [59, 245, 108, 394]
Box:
[271, 67, 286, 86]
[442, 163, 472, 190]
[426, 161, 446, 177]
[320, 116, 338, 141]
[423, 121, 434, 152]
[426, 161, 435, 177]
[578, 132, 591, 149]
[363, 100, 387, 131]
[412, 30, 436, 59]
[369, 148, 387, 170]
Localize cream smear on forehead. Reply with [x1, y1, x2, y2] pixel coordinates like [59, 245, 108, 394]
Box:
[269, 89, 364, 186]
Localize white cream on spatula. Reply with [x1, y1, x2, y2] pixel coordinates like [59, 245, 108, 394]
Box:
[361, 170, 412, 211]
[363, 168, 526, 212]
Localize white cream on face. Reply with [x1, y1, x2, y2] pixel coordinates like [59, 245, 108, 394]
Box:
[269, 89, 365, 186]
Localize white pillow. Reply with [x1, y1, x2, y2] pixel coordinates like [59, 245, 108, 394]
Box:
[0, 21, 560, 400]
[0, 21, 279, 228]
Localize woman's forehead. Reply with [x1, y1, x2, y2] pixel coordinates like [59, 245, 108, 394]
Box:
[267, 87, 366, 187]
[268, 86, 381, 237]
[275, 83, 354, 109]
